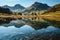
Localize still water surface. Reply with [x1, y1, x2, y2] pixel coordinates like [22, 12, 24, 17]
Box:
[0, 17, 60, 40]
[0, 25, 60, 40]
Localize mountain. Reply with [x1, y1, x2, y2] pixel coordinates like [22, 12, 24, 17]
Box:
[29, 2, 50, 10]
[53, 4, 60, 10]
[2, 2, 50, 13]
[3, 4, 25, 10]
[48, 4, 60, 12]
[23, 2, 50, 13]
[2, 4, 25, 13]
[0, 7, 11, 14]
[42, 4, 60, 14]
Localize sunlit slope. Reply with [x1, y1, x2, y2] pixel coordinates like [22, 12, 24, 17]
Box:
[41, 11, 60, 21]
[40, 11, 60, 27]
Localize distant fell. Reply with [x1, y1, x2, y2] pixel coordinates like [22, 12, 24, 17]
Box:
[30, 2, 50, 10]
[2, 4, 25, 10]
[42, 4, 60, 15]
[23, 2, 50, 13]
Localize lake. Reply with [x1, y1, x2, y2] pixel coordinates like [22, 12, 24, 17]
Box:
[0, 17, 60, 40]
[0, 25, 60, 40]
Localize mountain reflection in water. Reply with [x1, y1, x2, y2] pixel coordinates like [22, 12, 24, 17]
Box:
[0, 25, 60, 40]
[0, 16, 60, 40]
[0, 17, 60, 29]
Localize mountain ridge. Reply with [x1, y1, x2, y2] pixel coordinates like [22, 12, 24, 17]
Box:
[22, 2, 50, 13]
[2, 4, 25, 10]
[2, 2, 50, 13]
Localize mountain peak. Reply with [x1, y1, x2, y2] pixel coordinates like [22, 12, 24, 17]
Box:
[34, 2, 42, 4]
[2, 4, 25, 10]
[23, 2, 50, 13]
[3, 5, 10, 8]
[15, 4, 21, 7]
[4, 5, 9, 6]
[29, 2, 50, 10]
[31, 2, 48, 7]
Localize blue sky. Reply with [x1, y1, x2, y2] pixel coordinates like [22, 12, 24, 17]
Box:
[0, 0, 60, 7]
